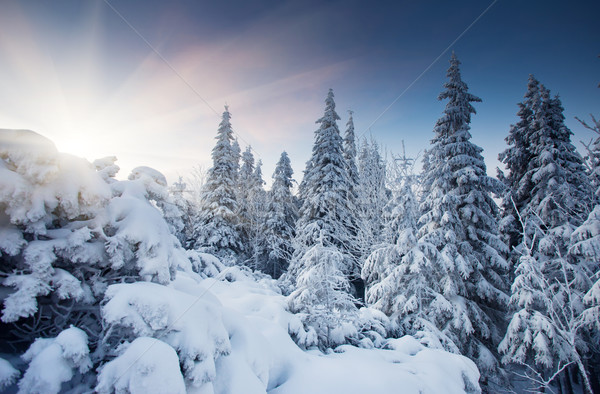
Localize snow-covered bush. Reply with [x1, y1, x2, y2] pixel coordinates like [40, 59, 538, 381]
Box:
[101, 281, 230, 388]
[0, 129, 193, 389]
[18, 326, 92, 394]
[288, 244, 360, 349]
[96, 337, 186, 394]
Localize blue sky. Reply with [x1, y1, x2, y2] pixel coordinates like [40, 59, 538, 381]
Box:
[0, 0, 598, 185]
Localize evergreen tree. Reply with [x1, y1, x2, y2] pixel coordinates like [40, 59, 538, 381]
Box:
[500, 216, 596, 393]
[290, 89, 357, 279]
[247, 159, 267, 267]
[237, 146, 257, 256]
[356, 138, 388, 260]
[499, 77, 592, 250]
[343, 110, 360, 205]
[498, 75, 539, 251]
[256, 152, 297, 278]
[192, 106, 241, 256]
[526, 87, 592, 231]
[416, 53, 509, 380]
[288, 239, 359, 350]
[500, 81, 595, 392]
[570, 205, 600, 393]
[577, 114, 600, 200]
[383, 172, 419, 245]
[170, 177, 195, 247]
[286, 89, 360, 348]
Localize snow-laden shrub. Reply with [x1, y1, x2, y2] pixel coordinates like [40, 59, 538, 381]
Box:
[96, 337, 186, 394]
[0, 130, 196, 390]
[101, 281, 231, 389]
[0, 130, 191, 336]
[18, 326, 91, 394]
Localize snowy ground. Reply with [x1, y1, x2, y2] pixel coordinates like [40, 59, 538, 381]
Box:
[183, 269, 481, 394]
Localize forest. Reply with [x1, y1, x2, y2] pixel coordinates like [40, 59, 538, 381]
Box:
[0, 53, 599, 394]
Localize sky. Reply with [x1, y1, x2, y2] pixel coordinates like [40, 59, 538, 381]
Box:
[0, 0, 599, 187]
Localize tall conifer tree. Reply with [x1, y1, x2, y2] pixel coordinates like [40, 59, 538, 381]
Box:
[193, 106, 241, 256]
[416, 53, 509, 380]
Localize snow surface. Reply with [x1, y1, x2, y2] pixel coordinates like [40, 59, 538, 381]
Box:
[96, 269, 480, 393]
[194, 271, 481, 393]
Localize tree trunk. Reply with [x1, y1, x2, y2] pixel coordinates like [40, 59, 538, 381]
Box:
[575, 357, 594, 394]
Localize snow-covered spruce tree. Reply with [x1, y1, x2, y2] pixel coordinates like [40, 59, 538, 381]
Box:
[570, 203, 600, 393]
[499, 78, 592, 251]
[289, 89, 358, 280]
[362, 174, 436, 338]
[498, 75, 539, 251]
[286, 89, 362, 348]
[499, 214, 597, 393]
[382, 161, 420, 245]
[343, 110, 360, 214]
[249, 159, 267, 263]
[415, 54, 509, 381]
[237, 147, 268, 266]
[288, 234, 360, 350]
[356, 138, 388, 260]
[255, 152, 297, 279]
[237, 146, 257, 257]
[499, 82, 595, 392]
[526, 87, 592, 231]
[192, 106, 242, 258]
[169, 176, 196, 247]
[577, 114, 600, 201]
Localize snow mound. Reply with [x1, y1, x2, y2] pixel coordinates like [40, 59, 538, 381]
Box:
[96, 337, 186, 394]
[18, 327, 91, 394]
[0, 357, 19, 390]
[198, 272, 481, 393]
[102, 281, 231, 389]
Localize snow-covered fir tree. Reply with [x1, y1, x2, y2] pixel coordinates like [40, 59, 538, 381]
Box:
[499, 215, 597, 393]
[169, 176, 196, 247]
[288, 236, 360, 349]
[255, 151, 297, 279]
[237, 146, 262, 258]
[498, 75, 539, 251]
[570, 203, 600, 392]
[289, 89, 358, 280]
[577, 114, 600, 201]
[343, 110, 360, 208]
[362, 173, 435, 338]
[192, 106, 242, 257]
[286, 89, 361, 348]
[0, 130, 198, 392]
[499, 77, 592, 251]
[247, 159, 267, 267]
[415, 53, 509, 382]
[382, 152, 420, 245]
[526, 87, 592, 230]
[356, 138, 388, 260]
[499, 80, 596, 392]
